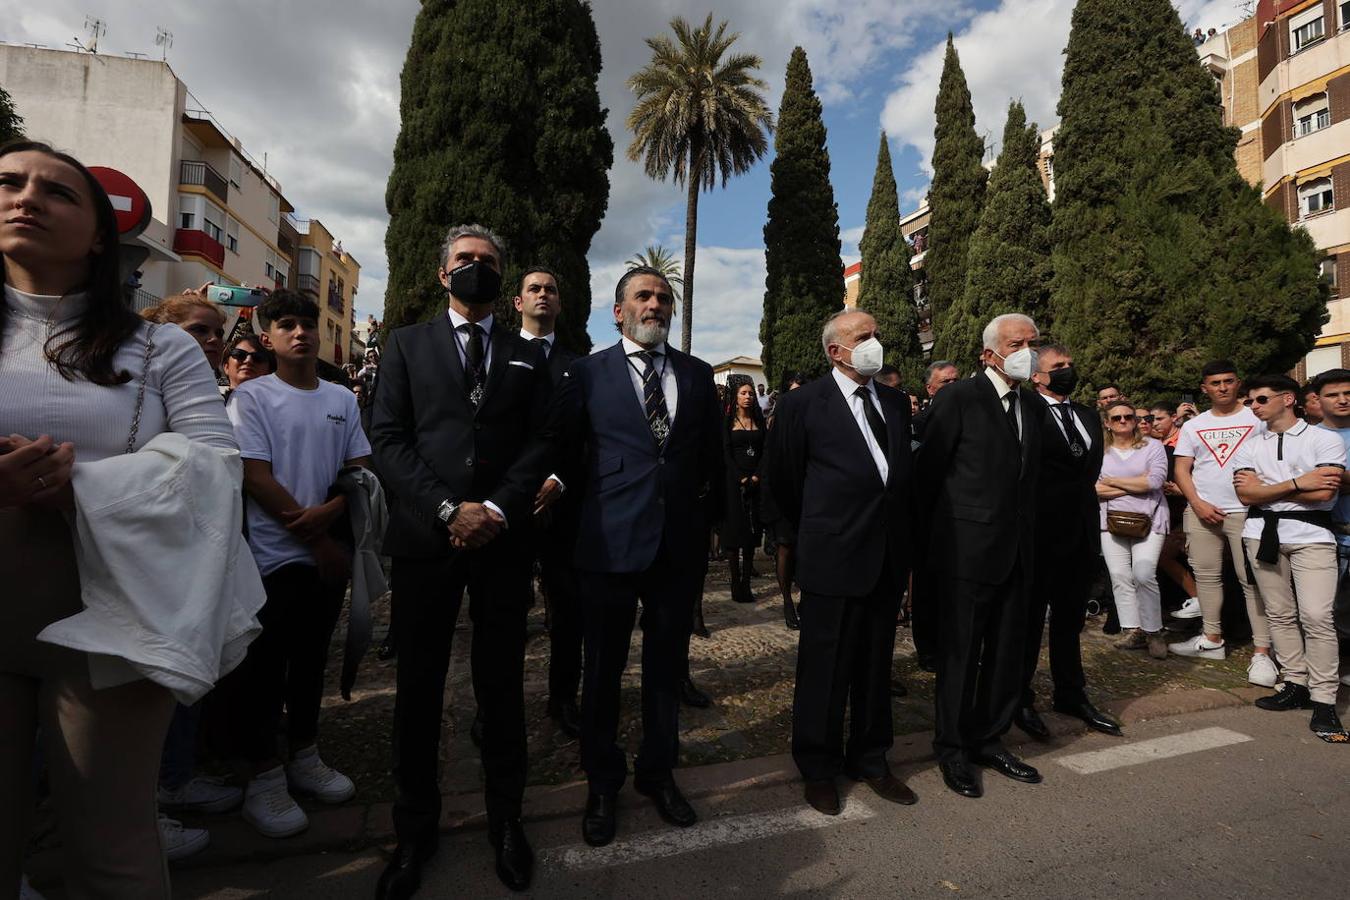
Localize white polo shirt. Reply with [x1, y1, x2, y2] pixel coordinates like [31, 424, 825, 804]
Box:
[1233, 419, 1347, 545]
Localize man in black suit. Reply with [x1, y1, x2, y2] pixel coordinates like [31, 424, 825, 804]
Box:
[768, 310, 918, 816]
[371, 225, 550, 897]
[1016, 345, 1123, 739]
[909, 359, 961, 674]
[549, 267, 722, 848]
[917, 313, 1044, 798]
[513, 265, 583, 739]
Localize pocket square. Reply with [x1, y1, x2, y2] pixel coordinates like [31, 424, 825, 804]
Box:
[508, 360, 534, 370]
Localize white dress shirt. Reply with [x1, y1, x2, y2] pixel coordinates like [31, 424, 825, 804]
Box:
[620, 336, 679, 423]
[984, 365, 1022, 439]
[1039, 390, 1092, 448]
[520, 328, 555, 357]
[447, 308, 494, 371]
[832, 368, 888, 483]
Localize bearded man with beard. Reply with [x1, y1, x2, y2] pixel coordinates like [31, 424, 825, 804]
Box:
[546, 266, 724, 847]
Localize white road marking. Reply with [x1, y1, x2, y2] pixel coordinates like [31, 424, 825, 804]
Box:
[1055, 727, 1253, 775]
[541, 801, 875, 871]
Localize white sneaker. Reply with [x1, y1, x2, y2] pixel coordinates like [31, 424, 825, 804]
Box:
[1171, 597, 1202, 619]
[157, 814, 210, 861]
[242, 766, 308, 838]
[1169, 635, 1226, 659]
[158, 775, 243, 814]
[285, 745, 356, 804]
[19, 875, 46, 900]
[1247, 653, 1279, 687]
[1341, 671, 1350, 687]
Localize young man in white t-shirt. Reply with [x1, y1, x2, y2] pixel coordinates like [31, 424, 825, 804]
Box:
[226, 291, 372, 837]
[1313, 369, 1350, 687]
[1169, 361, 1275, 686]
[1233, 374, 1347, 742]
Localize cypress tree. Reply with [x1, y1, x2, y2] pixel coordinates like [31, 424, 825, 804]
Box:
[944, 101, 1051, 369]
[384, 0, 612, 353]
[855, 132, 922, 389]
[0, 84, 22, 143]
[926, 35, 988, 355]
[760, 47, 842, 387]
[1050, 0, 1324, 397]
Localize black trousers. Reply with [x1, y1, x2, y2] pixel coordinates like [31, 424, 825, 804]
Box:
[910, 563, 940, 661]
[389, 549, 529, 843]
[933, 563, 1029, 763]
[579, 543, 693, 795]
[225, 563, 344, 764]
[1020, 541, 1093, 708]
[542, 547, 583, 707]
[792, 564, 899, 782]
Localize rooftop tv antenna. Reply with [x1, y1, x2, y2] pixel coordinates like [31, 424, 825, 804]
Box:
[81, 16, 106, 53]
[155, 27, 173, 61]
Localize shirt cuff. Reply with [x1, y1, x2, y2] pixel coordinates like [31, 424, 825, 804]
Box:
[483, 500, 508, 528]
[546, 473, 565, 493]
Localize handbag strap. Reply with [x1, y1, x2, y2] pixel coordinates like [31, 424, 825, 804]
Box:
[125, 324, 158, 455]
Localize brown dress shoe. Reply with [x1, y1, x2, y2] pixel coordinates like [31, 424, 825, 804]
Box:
[803, 779, 840, 816]
[855, 771, 917, 805]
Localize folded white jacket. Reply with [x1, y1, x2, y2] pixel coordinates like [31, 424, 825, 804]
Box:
[37, 432, 266, 703]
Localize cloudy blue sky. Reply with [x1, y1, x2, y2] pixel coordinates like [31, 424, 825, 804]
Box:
[5, 0, 1240, 363]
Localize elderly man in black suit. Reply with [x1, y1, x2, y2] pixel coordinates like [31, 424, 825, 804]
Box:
[917, 313, 1044, 799]
[1015, 344, 1122, 740]
[371, 225, 550, 897]
[768, 309, 918, 816]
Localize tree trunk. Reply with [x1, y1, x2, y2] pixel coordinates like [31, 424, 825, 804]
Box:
[681, 148, 700, 354]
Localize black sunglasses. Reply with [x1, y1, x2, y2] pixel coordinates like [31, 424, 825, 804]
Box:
[1250, 392, 1288, 406]
[1139, 415, 1155, 423]
[1108, 414, 1136, 423]
[227, 348, 269, 365]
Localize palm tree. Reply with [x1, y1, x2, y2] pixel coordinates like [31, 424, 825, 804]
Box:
[626, 14, 773, 352]
[625, 244, 684, 302]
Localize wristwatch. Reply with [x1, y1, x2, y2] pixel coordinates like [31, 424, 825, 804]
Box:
[436, 499, 461, 526]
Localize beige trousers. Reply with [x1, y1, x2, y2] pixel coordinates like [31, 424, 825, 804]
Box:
[1183, 507, 1269, 647]
[1243, 540, 1340, 705]
[1, 506, 175, 900]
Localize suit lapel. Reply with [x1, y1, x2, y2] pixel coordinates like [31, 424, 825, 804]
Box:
[435, 314, 474, 415]
[477, 322, 512, 414]
[1073, 402, 1098, 449]
[667, 349, 694, 441]
[879, 389, 907, 488]
[825, 381, 885, 489]
[607, 343, 653, 438]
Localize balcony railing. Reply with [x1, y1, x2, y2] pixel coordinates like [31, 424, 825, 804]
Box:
[297, 273, 321, 296]
[173, 228, 225, 268]
[328, 287, 345, 312]
[128, 287, 160, 314]
[180, 160, 228, 205]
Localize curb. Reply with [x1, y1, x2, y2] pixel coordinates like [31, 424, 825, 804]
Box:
[154, 684, 1254, 870]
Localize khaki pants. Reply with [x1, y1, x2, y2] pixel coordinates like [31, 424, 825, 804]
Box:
[1, 506, 175, 900]
[1183, 507, 1269, 647]
[1243, 540, 1340, 705]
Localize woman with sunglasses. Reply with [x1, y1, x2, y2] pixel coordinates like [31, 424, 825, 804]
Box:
[1096, 400, 1171, 658]
[223, 333, 275, 395]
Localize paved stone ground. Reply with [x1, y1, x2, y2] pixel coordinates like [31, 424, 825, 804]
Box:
[311, 551, 1252, 807]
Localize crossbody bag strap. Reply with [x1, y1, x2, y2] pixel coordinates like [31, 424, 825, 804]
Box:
[125, 324, 158, 455]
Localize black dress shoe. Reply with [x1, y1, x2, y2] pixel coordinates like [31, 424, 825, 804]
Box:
[489, 818, 534, 893]
[1255, 682, 1313, 711]
[888, 679, 908, 698]
[1052, 699, 1123, 736]
[636, 779, 697, 828]
[376, 638, 397, 662]
[1013, 705, 1051, 741]
[939, 760, 981, 798]
[803, 779, 840, 815]
[581, 792, 617, 847]
[680, 677, 712, 709]
[469, 711, 484, 749]
[692, 617, 711, 638]
[851, 771, 917, 806]
[975, 750, 1043, 784]
[548, 700, 582, 739]
[375, 841, 435, 900]
[783, 601, 800, 631]
[1102, 605, 1121, 635]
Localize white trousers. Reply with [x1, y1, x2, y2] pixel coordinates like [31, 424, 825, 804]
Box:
[1101, 530, 1165, 632]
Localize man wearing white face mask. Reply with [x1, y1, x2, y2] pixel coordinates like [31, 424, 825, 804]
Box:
[767, 310, 917, 816]
[916, 313, 1044, 799]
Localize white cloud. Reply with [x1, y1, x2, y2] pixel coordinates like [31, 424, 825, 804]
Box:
[841, 224, 866, 266]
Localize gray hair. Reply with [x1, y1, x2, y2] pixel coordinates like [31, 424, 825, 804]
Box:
[925, 360, 956, 383]
[981, 313, 1039, 351]
[821, 308, 865, 355]
[439, 223, 507, 269]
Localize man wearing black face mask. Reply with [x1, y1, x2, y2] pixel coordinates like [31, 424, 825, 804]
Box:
[1015, 345, 1122, 741]
[371, 224, 552, 896]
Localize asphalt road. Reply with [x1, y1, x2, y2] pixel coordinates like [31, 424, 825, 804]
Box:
[153, 702, 1350, 900]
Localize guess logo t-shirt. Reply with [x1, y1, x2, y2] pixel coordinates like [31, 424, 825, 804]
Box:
[1173, 407, 1259, 512]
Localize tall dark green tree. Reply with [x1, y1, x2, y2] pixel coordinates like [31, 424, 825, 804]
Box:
[384, 0, 612, 353]
[855, 132, 922, 389]
[0, 84, 22, 143]
[926, 35, 988, 356]
[760, 47, 842, 387]
[1050, 0, 1325, 397]
[943, 101, 1051, 369]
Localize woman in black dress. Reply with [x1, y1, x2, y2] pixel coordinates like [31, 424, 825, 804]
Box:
[761, 372, 808, 629]
[721, 380, 766, 604]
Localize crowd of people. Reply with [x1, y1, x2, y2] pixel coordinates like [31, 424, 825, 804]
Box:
[3, 139, 1349, 900]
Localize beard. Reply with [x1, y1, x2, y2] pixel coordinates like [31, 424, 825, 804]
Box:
[622, 307, 670, 345]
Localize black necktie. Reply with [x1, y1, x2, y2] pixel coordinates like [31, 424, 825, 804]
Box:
[855, 386, 889, 454]
[634, 351, 671, 447]
[1005, 390, 1020, 439]
[531, 336, 549, 357]
[463, 324, 485, 404]
[1057, 403, 1085, 457]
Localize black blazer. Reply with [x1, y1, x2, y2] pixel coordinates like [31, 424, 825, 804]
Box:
[370, 315, 552, 558]
[1032, 395, 1103, 557]
[766, 374, 913, 597]
[549, 342, 723, 574]
[915, 372, 1041, 586]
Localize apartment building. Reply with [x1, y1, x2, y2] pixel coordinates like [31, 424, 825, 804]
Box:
[293, 218, 361, 365]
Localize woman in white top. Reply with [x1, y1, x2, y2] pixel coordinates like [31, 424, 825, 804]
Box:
[0, 141, 236, 898]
